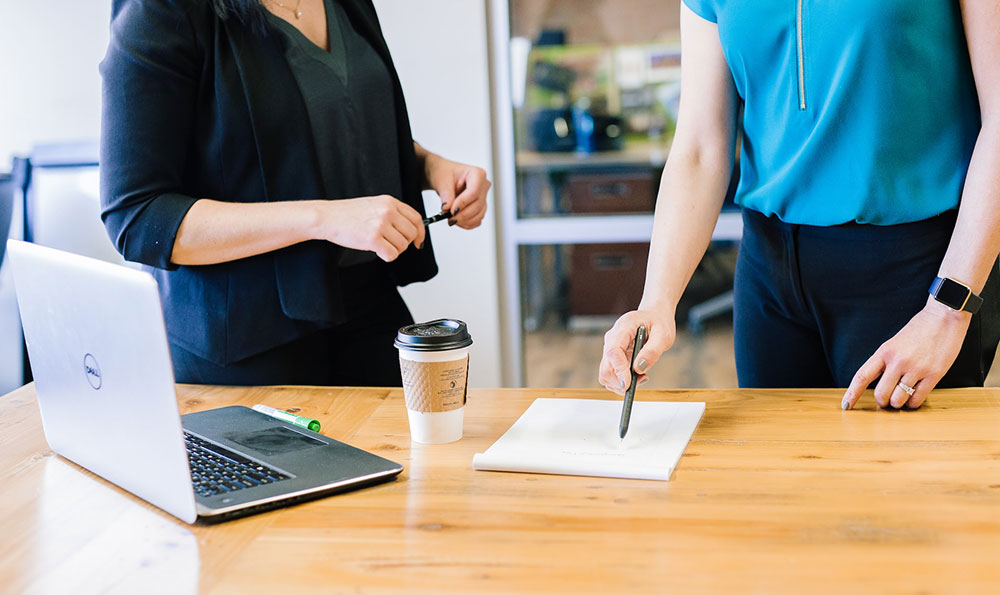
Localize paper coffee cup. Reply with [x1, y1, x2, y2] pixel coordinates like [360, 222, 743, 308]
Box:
[395, 319, 473, 444]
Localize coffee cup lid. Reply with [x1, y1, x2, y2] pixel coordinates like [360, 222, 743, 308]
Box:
[395, 319, 473, 352]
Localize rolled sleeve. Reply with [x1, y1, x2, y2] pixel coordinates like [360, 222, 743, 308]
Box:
[99, 0, 202, 270]
[682, 0, 718, 23]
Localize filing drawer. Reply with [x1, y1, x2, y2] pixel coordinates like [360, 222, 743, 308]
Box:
[564, 171, 655, 214]
[569, 243, 649, 316]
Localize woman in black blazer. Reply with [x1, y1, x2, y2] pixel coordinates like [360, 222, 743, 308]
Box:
[99, 0, 490, 386]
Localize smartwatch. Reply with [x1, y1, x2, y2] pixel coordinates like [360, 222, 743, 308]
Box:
[929, 277, 983, 314]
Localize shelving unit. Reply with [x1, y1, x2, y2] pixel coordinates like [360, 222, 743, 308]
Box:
[489, 0, 740, 386]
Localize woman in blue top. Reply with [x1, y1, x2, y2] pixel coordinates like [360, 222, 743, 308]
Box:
[599, 1, 1000, 410]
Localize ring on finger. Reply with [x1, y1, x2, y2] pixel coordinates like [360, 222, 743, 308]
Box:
[896, 380, 916, 397]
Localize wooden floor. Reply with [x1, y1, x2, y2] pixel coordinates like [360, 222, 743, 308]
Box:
[525, 320, 1000, 390]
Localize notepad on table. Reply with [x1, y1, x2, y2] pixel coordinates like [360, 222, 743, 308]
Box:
[472, 398, 705, 481]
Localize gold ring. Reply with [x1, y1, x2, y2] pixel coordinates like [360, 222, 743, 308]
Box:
[897, 381, 915, 397]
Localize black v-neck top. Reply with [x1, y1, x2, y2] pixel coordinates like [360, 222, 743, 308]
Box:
[269, 0, 402, 267]
[102, 0, 439, 365]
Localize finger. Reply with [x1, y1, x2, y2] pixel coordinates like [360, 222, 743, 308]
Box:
[454, 201, 487, 229]
[438, 192, 456, 214]
[633, 325, 675, 375]
[457, 195, 486, 219]
[390, 211, 420, 244]
[905, 375, 937, 409]
[435, 174, 457, 212]
[890, 373, 920, 409]
[456, 212, 486, 230]
[449, 181, 473, 214]
[842, 353, 885, 410]
[598, 355, 626, 395]
[872, 366, 901, 409]
[450, 170, 486, 214]
[381, 223, 411, 256]
[603, 342, 632, 392]
[373, 238, 401, 262]
[394, 201, 426, 249]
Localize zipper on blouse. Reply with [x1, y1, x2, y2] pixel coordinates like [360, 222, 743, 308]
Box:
[796, 0, 806, 110]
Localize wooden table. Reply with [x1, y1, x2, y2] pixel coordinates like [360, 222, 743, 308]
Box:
[2, 384, 999, 593]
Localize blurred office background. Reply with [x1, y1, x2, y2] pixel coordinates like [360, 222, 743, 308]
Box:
[2, 0, 993, 395]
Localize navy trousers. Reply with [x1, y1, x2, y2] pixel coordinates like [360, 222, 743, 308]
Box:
[733, 208, 1000, 388]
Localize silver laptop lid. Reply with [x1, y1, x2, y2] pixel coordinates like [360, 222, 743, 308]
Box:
[7, 240, 197, 523]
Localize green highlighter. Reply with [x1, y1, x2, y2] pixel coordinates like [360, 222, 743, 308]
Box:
[252, 404, 321, 432]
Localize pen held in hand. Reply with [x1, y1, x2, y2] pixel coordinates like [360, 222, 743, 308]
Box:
[423, 210, 452, 226]
[619, 325, 647, 440]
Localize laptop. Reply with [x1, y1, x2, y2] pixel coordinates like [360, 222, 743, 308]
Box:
[6, 239, 403, 524]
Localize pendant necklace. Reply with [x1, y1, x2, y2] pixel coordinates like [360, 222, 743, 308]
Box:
[272, 0, 303, 19]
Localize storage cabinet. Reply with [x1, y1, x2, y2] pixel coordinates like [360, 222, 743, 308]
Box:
[565, 171, 655, 214]
[568, 243, 648, 317]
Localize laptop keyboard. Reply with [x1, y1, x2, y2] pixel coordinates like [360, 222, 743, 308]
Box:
[184, 432, 291, 498]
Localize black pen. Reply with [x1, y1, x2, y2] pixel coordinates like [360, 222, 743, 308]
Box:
[619, 325, 647, 440]
[423, 210, 452, 226]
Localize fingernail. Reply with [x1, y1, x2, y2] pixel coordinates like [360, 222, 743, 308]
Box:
[638, 377, 649, 386]
[841, 397, 850, 410]
[635, 359, 647, 373]
[448, 219, 456, 227]
[619, 378, 625, 389]
[416, 241, 424, 250]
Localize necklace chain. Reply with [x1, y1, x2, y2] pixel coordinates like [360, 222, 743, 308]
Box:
[271, 0, 303, 19]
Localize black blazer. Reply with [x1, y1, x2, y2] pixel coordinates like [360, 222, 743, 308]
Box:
[100, 0, 437, 365]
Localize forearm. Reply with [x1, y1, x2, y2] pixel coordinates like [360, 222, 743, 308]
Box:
[170, 199, 321, 266]
[937, 120, 1000, 295]
[413, 141, 437, 191]
[638, 150, 734, 315]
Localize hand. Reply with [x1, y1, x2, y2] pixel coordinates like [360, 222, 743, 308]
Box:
[842, 301, 971, 410]
[314, 195, 425, 262]
[599, 309, 676, 396]
[424, 153, 490, 229]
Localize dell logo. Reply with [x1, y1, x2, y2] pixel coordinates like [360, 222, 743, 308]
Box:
[83, 354, 102, 390]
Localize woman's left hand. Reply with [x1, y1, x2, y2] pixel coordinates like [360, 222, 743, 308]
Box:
[423, 153, 490, 229]
[842, 301, 972, 410]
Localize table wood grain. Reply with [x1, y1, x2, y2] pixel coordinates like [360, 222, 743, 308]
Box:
[2, 383, 999, 593]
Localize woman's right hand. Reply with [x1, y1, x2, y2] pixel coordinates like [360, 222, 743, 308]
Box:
[315, 195, 426, 262]
[599, 309, 677, 395]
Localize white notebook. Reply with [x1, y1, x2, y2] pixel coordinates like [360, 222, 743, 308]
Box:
[472, 398, 705, 481]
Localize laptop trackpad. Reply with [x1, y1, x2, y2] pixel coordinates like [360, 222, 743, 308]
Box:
[224, 427, 326, 457]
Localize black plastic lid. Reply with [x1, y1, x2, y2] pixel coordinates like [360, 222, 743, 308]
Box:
[394, 319, 473, 352]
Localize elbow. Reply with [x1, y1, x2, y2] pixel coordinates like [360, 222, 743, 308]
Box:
[666, 141, 735, 181]
[99, 193, 179, 270]
[100, 204, 141, 264]
[667, 112, 738, 178]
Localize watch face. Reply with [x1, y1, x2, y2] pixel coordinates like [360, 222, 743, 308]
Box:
[935, 278, 971, 309]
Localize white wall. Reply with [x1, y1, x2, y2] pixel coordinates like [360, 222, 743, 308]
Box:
[374, 0, 503, 388]
[0, 1, 110, 164]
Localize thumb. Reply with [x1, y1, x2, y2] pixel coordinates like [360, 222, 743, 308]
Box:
[435, 176, 456, 211]
[633, 326, 673, 374]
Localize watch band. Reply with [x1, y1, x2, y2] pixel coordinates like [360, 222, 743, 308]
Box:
[929, 277, 983, 314]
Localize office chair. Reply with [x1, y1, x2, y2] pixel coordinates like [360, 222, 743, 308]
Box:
[0, 173, 12, 268]
[0, 158, 32, 388]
